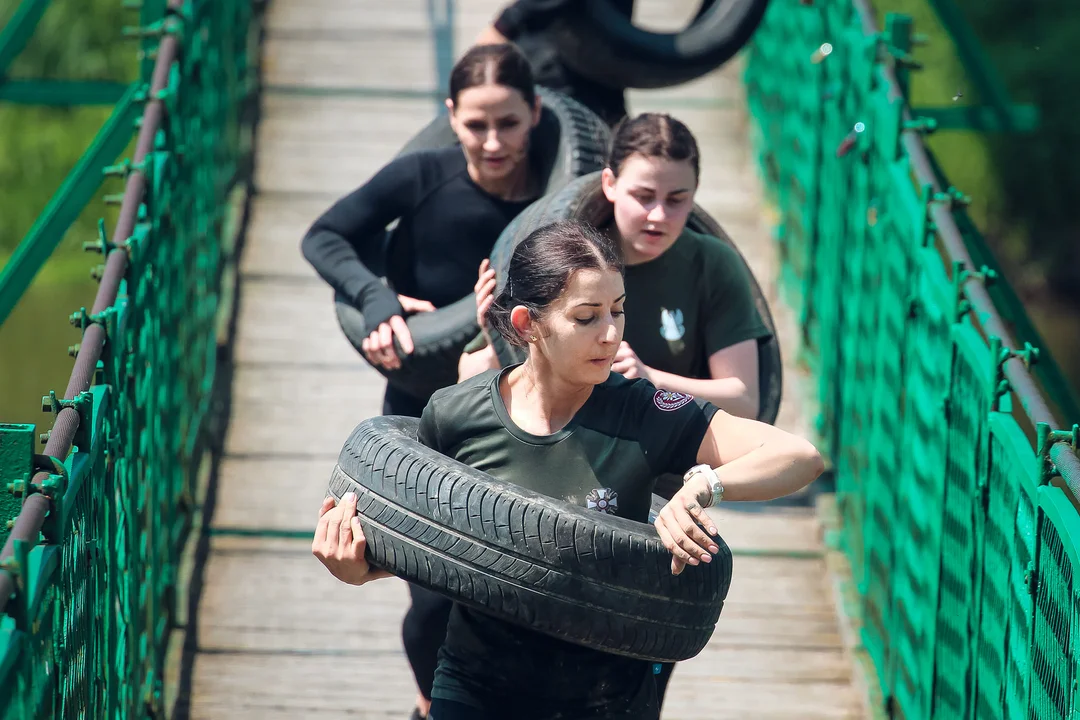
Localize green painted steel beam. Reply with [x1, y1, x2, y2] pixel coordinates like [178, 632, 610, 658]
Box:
[0, 83, 138, 327]
[912, 103, 1040, 133]
[0, 79, 129, 106]
[924, 0, 1020, 132]
[0, 0, 52, 78]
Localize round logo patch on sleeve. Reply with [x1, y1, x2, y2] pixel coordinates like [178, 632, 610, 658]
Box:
[653, 389, 694, 412]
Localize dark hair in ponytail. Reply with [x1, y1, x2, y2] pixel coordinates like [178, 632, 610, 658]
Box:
[448, 43, 536, 106]
[486, 221, 623, 348]
[607, 112, 701, 182]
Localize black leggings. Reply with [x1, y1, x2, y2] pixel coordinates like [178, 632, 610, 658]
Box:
[384, 385, 451, 700]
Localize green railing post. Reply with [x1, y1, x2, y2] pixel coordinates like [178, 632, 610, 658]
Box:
[746, 0, 1080, 717]
[0, 425, 34, 550]
[0, 0, 257, 714]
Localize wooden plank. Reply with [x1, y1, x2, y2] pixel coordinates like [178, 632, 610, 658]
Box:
[188, 652, 415, 719]
[211, 457, 339, 531]
[240, 197, 326, 280]
[257, 95, 435, 142]
[197, 538, 410, 653]
[222, 365, 386, 457]
[660, 681, 861, 720]
[232, 278, 360, 367]
[253, 95, 437, 196]
[262, 35, 437, 91]
[266, 0, 429, 33]
[712, 506, 822, 552]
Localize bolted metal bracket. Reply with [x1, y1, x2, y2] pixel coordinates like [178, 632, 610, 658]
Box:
[951, 260, 997, 320]
[1036, 422, 1080, 485]
[69, 305, 117, 333]
[41, 390, 92, 419]
[82, 217, 132, 257]
[989, 336, 1040, 407]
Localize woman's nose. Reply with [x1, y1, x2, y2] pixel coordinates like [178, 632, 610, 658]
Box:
[646, 203, 667, 222]
[483, 130, 501, 152]
[601, 320, 619, 344]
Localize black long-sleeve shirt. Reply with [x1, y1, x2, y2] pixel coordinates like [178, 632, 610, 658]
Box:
[301, 146, 534, 330]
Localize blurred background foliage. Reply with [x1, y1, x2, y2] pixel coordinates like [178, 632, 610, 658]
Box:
[0, 0, 138, 427]
[867, 0, 1080, 396]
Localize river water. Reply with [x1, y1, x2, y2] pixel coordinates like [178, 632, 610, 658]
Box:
[0, 264, 99, 438]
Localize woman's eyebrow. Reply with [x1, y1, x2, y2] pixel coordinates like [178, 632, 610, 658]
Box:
[572, 294, 626, 308]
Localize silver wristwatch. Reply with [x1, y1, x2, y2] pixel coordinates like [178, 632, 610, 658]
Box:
[683, 464, 724, 508]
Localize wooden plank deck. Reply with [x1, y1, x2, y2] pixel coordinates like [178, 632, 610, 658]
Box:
[184, 0, 864, 717]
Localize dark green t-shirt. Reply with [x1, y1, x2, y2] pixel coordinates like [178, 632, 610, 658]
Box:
[465, 228, 772, 377]
[623, 227, 772, 379]
[418, 367, 718, 718]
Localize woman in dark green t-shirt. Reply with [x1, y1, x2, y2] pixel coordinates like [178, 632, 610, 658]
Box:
[313, 221, 824, 720]
[462, 113, 771, 422]
[459, 113, 774, 707]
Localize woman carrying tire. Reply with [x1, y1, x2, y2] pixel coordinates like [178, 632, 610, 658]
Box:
[300, 43, 544, 719]
[313, 221, 824, 720]
[459, 112, 778, 706]
[465, 113, 772, 424]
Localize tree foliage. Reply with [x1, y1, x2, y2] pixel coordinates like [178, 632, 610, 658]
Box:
[0, 0, 138, 255]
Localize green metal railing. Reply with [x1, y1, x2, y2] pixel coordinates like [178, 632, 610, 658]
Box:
[0, 0, 256, 715]
[746, 1, 1080, 718]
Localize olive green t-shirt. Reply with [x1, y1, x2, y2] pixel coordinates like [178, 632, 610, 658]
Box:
[418, 367, 718, 718]
[465, 228, 772, 378]
[622, 227, 772, 379]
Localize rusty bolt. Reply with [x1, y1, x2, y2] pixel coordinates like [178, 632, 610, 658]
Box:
[836, 122, 866, 157]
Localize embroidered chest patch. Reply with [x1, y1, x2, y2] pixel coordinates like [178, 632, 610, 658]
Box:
[653, 389, 694, 412]
[585, 488, 619, 514]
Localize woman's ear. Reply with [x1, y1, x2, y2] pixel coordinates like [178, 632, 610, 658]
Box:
[509, 305, 535, 344]
[445, 98, 457, 129]
[530, 96, 543, 128]
[601, 167, 618, 203]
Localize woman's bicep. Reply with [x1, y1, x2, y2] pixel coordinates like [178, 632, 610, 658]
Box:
[696, 409, 784, 468]
[707, 340, 758, 389]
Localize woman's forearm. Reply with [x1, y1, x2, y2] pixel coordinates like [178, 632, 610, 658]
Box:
[712, 435, 823, 503]
[646, 368, 758, 420]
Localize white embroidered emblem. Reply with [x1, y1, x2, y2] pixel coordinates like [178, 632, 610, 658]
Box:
[585, 488, 619, 514]
[660, 307, 686, 355]
[660, 308, 685, 341]
[653, 389, 694, 412]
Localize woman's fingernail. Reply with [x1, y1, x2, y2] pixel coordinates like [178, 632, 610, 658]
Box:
[689, 557, 699, 565]
[709, 545, 719, 554]
[344, 492, 356, 503]
[701, 554, 712, 563]
[709, 527, 718, 535]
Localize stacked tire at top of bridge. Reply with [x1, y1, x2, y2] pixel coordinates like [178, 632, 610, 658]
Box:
[335, 88, 611, 400]
[551, 0, 772, 89]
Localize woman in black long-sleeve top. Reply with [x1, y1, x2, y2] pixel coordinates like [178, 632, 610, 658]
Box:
[301, 43, 542, 418]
